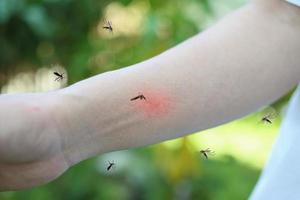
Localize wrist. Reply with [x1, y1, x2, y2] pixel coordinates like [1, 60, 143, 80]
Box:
[0, 93, 65, 163]
[48, 90, 96, 166]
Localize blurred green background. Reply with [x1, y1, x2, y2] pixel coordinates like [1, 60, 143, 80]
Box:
[0, 0, 294, 199]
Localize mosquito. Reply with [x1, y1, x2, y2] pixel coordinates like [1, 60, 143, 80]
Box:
[200, 148, 215, 159]
[261, 114, 273, 124]
[130, 93, 146, 101]
[106, 160, 116, 171]
[53, 72, 64, 81]
[260, 108, 277, 124]
[103, 19, 113, 33]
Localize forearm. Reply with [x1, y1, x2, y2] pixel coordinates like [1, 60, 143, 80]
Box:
[43, 1, 300, 165]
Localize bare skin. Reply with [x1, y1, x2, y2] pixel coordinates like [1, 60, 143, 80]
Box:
[0, 0, 300, 191]
[0, 93, 68, 190]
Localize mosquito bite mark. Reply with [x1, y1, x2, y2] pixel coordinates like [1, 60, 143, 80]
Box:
[131, 90, 173, 117]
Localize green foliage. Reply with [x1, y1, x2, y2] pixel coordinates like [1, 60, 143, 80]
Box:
[0, 0, 107, 82]
[0, 0, 214, 84]
[0, 144, 259, 200]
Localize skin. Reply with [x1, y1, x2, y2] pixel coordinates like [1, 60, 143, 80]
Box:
[130, 86, 174, 117]
[0, 94, 68, 190]
[0, 0, 300, 191]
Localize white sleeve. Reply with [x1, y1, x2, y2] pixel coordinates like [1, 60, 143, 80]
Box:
[286, 0, 300, 7]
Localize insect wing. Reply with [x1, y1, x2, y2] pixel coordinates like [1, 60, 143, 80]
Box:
[103, 18, 108, 25]
[207, 148, 215, 155]
[262, 107, 277, 119]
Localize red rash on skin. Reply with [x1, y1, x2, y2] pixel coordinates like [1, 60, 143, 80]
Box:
[131, 88, 173, 118]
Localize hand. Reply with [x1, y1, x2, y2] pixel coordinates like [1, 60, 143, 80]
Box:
[0, 93, 69, 191]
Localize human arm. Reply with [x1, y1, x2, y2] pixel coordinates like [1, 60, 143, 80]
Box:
[1, 0, 300, 191]
[57, 0, 300, 165]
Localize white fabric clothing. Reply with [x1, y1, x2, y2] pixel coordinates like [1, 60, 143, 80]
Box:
[250, 85, 300, 199]
[286, 0, 300, 7]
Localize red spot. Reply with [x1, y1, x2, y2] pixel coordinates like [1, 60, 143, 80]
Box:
[30, 106, 41, 112]
[131, 88, 173, 118]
